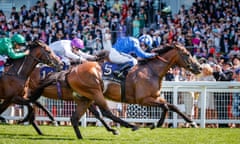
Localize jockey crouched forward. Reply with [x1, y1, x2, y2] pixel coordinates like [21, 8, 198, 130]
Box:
[0, 34, 29, 77]
[49, 38, 99, 70]
[108, 36, 156, 79]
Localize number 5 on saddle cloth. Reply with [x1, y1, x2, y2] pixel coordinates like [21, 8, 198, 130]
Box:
[102, 61, 132, 81]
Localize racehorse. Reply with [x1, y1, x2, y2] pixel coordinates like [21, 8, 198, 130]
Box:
[27, 43, 201, 139]
[0, 40, 61, 134]
[23, 67, 120, 135]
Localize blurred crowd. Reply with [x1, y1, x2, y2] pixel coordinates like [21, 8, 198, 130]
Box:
[0, 0, 240, 127]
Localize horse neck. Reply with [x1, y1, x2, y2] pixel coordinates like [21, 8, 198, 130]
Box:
[149, 49, 178, 79]
[7, 55, 38, 80]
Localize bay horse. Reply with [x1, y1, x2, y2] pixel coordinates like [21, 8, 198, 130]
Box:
[0, 40, 61, 134]
[27, 43, 201, 139]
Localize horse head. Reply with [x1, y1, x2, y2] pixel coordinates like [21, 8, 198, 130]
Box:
[172, 43, 202, 74]
[153, 43, 201, 75]
[28, 40, 62, 69]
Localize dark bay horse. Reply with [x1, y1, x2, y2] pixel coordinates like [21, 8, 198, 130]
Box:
[0, 40, 61, 134]
[27, 43, 201, 139]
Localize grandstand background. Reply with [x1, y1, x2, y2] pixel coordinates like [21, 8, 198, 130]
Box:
[0, 0, 194, 17]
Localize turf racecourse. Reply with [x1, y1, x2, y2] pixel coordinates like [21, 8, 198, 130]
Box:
[0, 124, 239, 144]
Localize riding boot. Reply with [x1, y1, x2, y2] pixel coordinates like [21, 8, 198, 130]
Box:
[113, 63, 132, 79]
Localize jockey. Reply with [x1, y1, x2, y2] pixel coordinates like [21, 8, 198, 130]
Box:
[139, 34, 153, 52]
[0, 34, 29, 76]
[49, 38, 97, 70]
[108, 36, 156, 78]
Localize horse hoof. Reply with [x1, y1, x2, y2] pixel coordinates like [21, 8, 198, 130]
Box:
[17, 120, 24, 124]
[190, 122, 199, 128]
[131, 126, 139, 131]
[150, 125, 156, 130]
[53, 121, 59, 127]
[112, 130, 120, 135]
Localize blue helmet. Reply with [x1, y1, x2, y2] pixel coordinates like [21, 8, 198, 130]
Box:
[139, 35, 153, 48]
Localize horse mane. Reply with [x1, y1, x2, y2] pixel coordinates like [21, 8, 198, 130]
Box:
[138, 45, 174, 65]
[28, 40, 46, 49]
[151, 45, 174, 55]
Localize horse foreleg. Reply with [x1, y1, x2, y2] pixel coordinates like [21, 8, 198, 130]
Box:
[34, 101, 58, 126]
[0, 99, 13, 114]
[150, 103, 169, 129]
[71, 97, 92, 139]
[11, 96, 44, 135]
[27, 104, 43, 135]
[167, 103, 198, 128]
[88, 104, 119, 135]
[99, 107, 138, 131]
[17, 103, 33, 124]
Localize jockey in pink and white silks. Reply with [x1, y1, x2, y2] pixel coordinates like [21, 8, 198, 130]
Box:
[108, 36, 156, 78]
[49, 38, 97, 69]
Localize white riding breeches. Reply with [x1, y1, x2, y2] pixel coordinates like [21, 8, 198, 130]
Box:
[109, 48, 137, 65]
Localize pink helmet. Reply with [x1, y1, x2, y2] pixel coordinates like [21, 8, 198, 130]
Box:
[71, 38, 84, 49]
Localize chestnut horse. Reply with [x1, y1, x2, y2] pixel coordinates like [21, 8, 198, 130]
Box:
[0, 40, 61, 134]
[26, 43, 201, 139]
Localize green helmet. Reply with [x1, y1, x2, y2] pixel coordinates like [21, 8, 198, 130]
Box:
[11, 34, 26, 45]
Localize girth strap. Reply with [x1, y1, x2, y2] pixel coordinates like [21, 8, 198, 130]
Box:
[121, 79, 126, 102]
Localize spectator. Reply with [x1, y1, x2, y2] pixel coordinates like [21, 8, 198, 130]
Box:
[179, 71, 196, 127]
[92, 37, 103, 55]
[102, 27, 112, 51]
[138, 7, 147, 32]
[213, 60, 234, 127]
[230, 68, 240, 128]
[196, 63, 218, 128]
[132, 15, 140, 38]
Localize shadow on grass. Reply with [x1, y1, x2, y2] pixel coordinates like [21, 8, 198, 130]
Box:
[0, 133, 75, 140]
[0, 132, 136, 142]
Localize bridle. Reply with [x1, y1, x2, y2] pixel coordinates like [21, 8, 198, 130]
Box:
[175, 45, 193, 70]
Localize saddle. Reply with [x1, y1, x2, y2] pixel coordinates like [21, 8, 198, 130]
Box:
[102, 62, 132, 102]
[40, 66, 71, 99]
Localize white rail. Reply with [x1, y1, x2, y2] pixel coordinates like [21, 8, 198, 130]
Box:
[3, 81, 240, 128]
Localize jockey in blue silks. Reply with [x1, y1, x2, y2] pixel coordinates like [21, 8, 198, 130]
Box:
[107, 36, 155, 78]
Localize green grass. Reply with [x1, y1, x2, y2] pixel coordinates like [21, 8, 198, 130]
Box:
[0, 124, 239, 144]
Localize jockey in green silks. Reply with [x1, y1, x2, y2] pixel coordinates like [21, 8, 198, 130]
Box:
[0, 34, 29, 76]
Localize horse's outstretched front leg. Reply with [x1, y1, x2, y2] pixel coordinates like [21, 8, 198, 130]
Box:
[26, 104, 43, 135]
[167, 103, 198, 128]
[11, 97, 44, 135]
[88, 104, 119, 135]
[70, 97, 93, 139]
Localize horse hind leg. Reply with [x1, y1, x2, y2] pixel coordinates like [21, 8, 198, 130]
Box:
[34, 101, 58, 126]
[0, 99, 13, 114]
[98, 106, 139, 131]
[88, 104, 119, 135]
[167, 103, 198, 128]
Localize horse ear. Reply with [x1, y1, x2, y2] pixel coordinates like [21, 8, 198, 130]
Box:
[172, 41, 178, 47]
